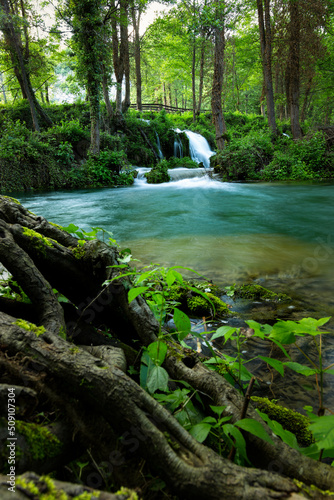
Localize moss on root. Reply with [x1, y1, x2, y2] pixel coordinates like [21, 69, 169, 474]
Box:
[251, 397, 314, 447]
[16, 474, 102, 499]
[13, 319, 46, 337]
[232, 284, 291, 302]
[16, 421, 63, 461]
[167, 283, 231, 318]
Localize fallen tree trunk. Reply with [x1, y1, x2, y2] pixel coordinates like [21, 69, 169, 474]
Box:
[0, 196, 333, 499]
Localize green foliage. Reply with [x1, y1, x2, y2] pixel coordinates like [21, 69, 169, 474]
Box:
[145, 161, 171, 184]
[0, 119, 66, 191]
[251, 397, 314, 447]
[211, 131, 274, 180]
[48, 119, 89, 144]
[163, 156, 199, 169]
[84, 150, 131, 187]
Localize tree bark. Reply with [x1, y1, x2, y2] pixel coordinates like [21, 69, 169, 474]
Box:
[288, 0, 302, 138]
[211, 0, 226, 150]
[257, 0, 277, 135]
[131, 6, 142, 111]
[0, 0, 40, 130]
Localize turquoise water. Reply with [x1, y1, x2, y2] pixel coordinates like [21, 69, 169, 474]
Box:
[17, 176, 334, 285]
[15, 175, 334, 411]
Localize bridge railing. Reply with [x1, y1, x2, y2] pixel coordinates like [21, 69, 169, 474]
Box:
[129, 103, 210, 114]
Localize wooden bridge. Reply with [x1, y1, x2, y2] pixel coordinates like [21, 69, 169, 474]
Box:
[129, 103, 210, 114]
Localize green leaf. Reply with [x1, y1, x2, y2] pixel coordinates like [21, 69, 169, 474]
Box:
[257, 410, 299, 450]
[209, 405, 226, 417]
[308, 415, 334, 451]
[146, 365, 169, 393]
[245, 320, 272, 339]
[258, 356, 285, 376]
[189, 423, 211, 443]
[147, 341, 167, 366]
[269, 320, 298, 344]
[166, 269, 176, 286]
[222, 424, 249, 462]
[283, 361, 318, 376]
[324, 369, 334, 375]
[128, 286, 149, 303]
[174, 308, 191, 341]
[211, 326, 236, 342]
[235, 418, 274, 445]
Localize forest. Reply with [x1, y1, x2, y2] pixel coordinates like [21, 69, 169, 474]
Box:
[0, 0, 334, 499]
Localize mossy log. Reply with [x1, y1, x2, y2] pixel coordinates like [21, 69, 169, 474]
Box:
[0, 196, 333, 499]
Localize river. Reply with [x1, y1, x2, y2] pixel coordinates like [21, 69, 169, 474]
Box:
[13, 166, 334, 413]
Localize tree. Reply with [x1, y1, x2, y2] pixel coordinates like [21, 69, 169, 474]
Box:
[211, 0, 227, 150]
[68, 0, 104, 153]
[0, 0, 52, 130]
[0, 196, 334, 498]
[257, 0, 277, 135]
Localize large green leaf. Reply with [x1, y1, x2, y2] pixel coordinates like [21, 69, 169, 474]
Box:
[211, 326, 236, 342]
[222, 424, 249, 462]
[258, 356, 285, 376]
[235, 418, 274, 445]
[174, 308, 191, 341]
[147, 365, 169, 393]
[283, 361, 317, 376]
[257, 410, 299, 450]
[128, 286, 149, 303]
[147, 341, 167, 366]
[189, 423, 211, 443]
[308, 415, 334, 451]
[245, 320, 272, 339]
[269, 320, 298, 344]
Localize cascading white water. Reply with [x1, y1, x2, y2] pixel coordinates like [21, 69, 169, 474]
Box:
[183, 130, 215, 169]
[156, 132, 163, 159]
[174, 134, 183, 158]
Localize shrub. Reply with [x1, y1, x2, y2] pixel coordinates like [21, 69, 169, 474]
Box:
[85, 150, 129, 186]
[145, 161, 170, 184]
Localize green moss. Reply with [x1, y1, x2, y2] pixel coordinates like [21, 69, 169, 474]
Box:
[16, 474, 100, 499]
[165, 283, 230, 318]
[72, 244, 87, 259]
[187, 293, 230, 318]
[22, 226, 56, 256]
[3, 195, 21, 204]
[251, 397, 314, 447]
[115, 487, 139, 500]
[16, 421, 63, 461]
[16, 477, 40, 496]
[233, 284, 290, 302]
[13, 318, 46, 337]
[49, 221, 63, 230]
[293, 479, 334, 497]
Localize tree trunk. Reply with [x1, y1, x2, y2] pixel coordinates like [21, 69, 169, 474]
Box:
[192, 41, 196, 123]
[257, 0, 277, 135]
[288, 0, 302, 138]
[0, 196, 334, 499]
[0, 72, 7, 103]
[211, 0, 226, 151]
[0, 0, 40, 130]
[121, 1, 130, 114]
[131, 6, 142, 111]
[196, 36, 205, 116]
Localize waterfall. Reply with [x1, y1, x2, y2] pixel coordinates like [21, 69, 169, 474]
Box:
[156, 132, 163, 159]
[184, 130, 215, 169]
[174, 133, 183, 158]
